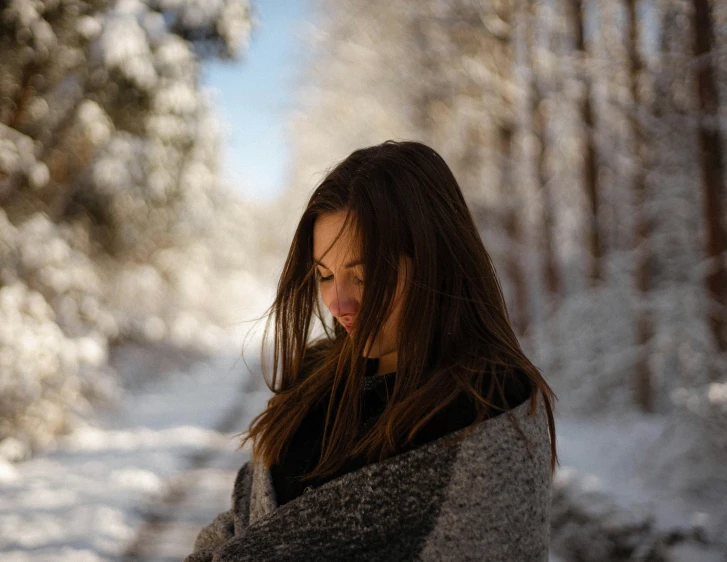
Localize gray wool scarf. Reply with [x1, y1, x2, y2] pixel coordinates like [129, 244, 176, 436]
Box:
[184, 392, 552, 562]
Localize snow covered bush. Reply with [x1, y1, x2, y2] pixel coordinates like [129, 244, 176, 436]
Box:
[11, 212, 117, 340]
[550, 468, 723, 561]
[644, 381, 727, 500]
[540, 282, 638, 416]
[0, 282, 117, 457]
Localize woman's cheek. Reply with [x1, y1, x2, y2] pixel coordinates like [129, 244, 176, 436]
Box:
[319, 287, 332, 315]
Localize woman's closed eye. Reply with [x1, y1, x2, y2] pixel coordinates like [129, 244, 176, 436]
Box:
[316, 270, 363, 285]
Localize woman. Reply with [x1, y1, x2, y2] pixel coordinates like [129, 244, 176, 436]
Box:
[186, 140, 558, 562]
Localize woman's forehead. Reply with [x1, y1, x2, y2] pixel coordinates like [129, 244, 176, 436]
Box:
[312, 212, 361, 262]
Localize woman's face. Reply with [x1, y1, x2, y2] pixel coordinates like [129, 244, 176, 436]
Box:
[312, 210, 409, 363]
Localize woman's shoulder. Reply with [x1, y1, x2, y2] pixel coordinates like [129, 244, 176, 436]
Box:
[408, 368, 529, 449]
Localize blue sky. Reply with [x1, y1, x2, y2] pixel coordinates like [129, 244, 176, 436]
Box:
[201, 0, 312, 202]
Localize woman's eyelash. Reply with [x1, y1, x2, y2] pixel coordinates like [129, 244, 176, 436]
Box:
[315, 271, 363, 284]
[315, 269, 333, 282]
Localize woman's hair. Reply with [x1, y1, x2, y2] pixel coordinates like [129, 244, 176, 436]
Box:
[240, 140, 558, 479]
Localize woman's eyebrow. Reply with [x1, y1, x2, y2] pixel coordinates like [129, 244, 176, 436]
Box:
[314, 259, 364, 269]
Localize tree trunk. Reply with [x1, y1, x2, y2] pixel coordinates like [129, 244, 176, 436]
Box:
[692, 0, 727, 361]
[499, 124, 530, 336]
[626, 0, 654, 412]
[567, 0, 602, 286]
[525, 0, 561, 311]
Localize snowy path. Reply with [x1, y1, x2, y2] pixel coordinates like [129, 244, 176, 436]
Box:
[0, 352, 270, 562]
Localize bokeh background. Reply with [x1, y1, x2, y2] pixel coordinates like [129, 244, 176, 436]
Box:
[0, 0, 726, 560]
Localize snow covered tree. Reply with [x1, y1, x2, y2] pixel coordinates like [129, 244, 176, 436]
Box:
[0, 0, 257, 457]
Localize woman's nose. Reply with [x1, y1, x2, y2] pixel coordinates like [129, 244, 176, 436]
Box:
[327, 282, 359, 318]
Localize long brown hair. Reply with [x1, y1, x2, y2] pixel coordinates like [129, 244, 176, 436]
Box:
[241, 140, 558, 479]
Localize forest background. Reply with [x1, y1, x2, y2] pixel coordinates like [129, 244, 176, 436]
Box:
[0, 0, 725, 560]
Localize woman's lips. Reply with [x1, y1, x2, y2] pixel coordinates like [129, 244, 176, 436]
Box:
[339, 319, 355, 332]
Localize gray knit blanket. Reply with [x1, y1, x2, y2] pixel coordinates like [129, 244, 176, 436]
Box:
[185, 393, 552, 561]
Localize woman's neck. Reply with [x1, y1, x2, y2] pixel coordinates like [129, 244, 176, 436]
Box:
[376, 351, 397, 376]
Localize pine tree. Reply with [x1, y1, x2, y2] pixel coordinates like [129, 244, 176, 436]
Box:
[0, 0, 253, 456]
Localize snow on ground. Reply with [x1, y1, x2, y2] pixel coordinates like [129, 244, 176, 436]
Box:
[1, 349, 726, 561]
[552, 411, 727, 560]
[0, 349, 270, 561]
[556, 412, 702, 528]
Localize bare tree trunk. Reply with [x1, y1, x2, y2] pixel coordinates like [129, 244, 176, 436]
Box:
[499, 124, 530, 336]
[567, 0, 602, 285]
[626, 0, 654, 412]
[692, 0, 727, 361]
[525, 1, 561, 311]
[493, 0, 530, 337]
